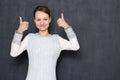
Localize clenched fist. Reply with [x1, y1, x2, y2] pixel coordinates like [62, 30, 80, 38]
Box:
[17, 17, 29, 33]
[57, 13, 69, 29]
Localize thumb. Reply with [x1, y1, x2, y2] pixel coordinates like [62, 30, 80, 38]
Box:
[61, 13, 64, 20]
[19, 16, 23, 24]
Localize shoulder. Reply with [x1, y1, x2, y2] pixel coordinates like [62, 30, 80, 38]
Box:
[27, 33, 38, 36]
[51, 34, 64, 41]
[25, 33, 36, 38]
[51, 34, 61, 38]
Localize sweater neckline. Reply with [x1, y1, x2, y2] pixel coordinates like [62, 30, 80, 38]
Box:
[36, 33, 51, 37]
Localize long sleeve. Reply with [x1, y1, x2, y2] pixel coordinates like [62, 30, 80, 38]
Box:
[10, 32, 29, 57]
[58, 26, 80, 51]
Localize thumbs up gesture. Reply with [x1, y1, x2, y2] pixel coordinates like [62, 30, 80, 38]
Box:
[17, 17, 29, 33]
[57, 13, 69, 29]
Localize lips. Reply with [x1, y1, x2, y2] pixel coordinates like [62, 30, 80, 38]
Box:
[39, 25, 46, 28]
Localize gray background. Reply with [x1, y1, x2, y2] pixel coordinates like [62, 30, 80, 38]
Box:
[0, 0, 120, 80]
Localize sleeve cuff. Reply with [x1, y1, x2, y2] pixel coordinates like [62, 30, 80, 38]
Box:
[64, 26, 76, 39]
[12, 31, 23, 44]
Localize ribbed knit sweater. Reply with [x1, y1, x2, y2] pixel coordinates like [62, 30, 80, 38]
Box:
[10, 26, 80, 80]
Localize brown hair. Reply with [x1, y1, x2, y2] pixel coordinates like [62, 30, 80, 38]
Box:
[33, 6, 51, 18]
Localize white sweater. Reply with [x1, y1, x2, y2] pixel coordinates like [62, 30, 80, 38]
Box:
[10, 26, 80, 80]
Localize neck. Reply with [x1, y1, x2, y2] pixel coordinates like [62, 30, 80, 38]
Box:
[38, 30, 49, 36]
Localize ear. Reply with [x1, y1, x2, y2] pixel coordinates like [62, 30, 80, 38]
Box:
[49, 17, 52, 23]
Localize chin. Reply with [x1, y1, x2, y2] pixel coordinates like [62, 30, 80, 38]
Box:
[39, 28, 48, 31]
[36, 26, 49, 31]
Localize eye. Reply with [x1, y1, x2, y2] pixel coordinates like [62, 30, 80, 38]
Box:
[36, 19, 41, 21]
[44, 18, 48, 21]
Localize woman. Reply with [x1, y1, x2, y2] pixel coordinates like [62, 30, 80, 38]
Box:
[10, 5, 80, 80]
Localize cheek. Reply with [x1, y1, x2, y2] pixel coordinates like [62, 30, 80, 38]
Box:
[44, 21, 50, 25]
[46, 21, 50, 25]
[34, 20, 50, 26]
[34, 21, 40, 25]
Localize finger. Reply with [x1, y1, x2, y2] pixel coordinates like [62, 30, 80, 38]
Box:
[23, 22, 29, 29]
[23, 22, 29, 26]
[57, 18, 60, 23]
[61, 13, 64, 20]
[26, 22, 29, 26]
[23, 21, 29, 24]
[57, 18, 60, 21]
[19, 16, 23, 24]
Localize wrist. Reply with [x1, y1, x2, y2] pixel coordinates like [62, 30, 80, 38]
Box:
[64, 25, 71, 29]
[17, 29, 24, 33]
[63, 24, 69, 29]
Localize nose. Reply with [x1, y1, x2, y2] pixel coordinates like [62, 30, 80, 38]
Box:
[40, 20, 44, 24]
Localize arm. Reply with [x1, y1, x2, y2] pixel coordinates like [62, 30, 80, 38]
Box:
[58, 26, 80, 51]
[10, 32, 29, 57]
[10, 16, 29, 57]
[57, 13, 80, 51]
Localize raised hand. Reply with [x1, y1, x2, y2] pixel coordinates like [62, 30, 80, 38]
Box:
[57, 13, 69, 29]
[17, 17, 29, 33]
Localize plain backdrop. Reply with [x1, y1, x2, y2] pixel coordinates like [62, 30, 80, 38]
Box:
[0, 0, 120, 80]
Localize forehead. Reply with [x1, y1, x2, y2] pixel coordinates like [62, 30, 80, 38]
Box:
[35, 11, 49, 18]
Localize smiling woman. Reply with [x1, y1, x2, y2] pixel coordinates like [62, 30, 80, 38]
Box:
[33, 6, 51, 35]
[10, 5, 80, 80]
[34, 11, 51, 34]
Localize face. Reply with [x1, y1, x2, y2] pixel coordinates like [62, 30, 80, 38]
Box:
[34, 11, 51, 32]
